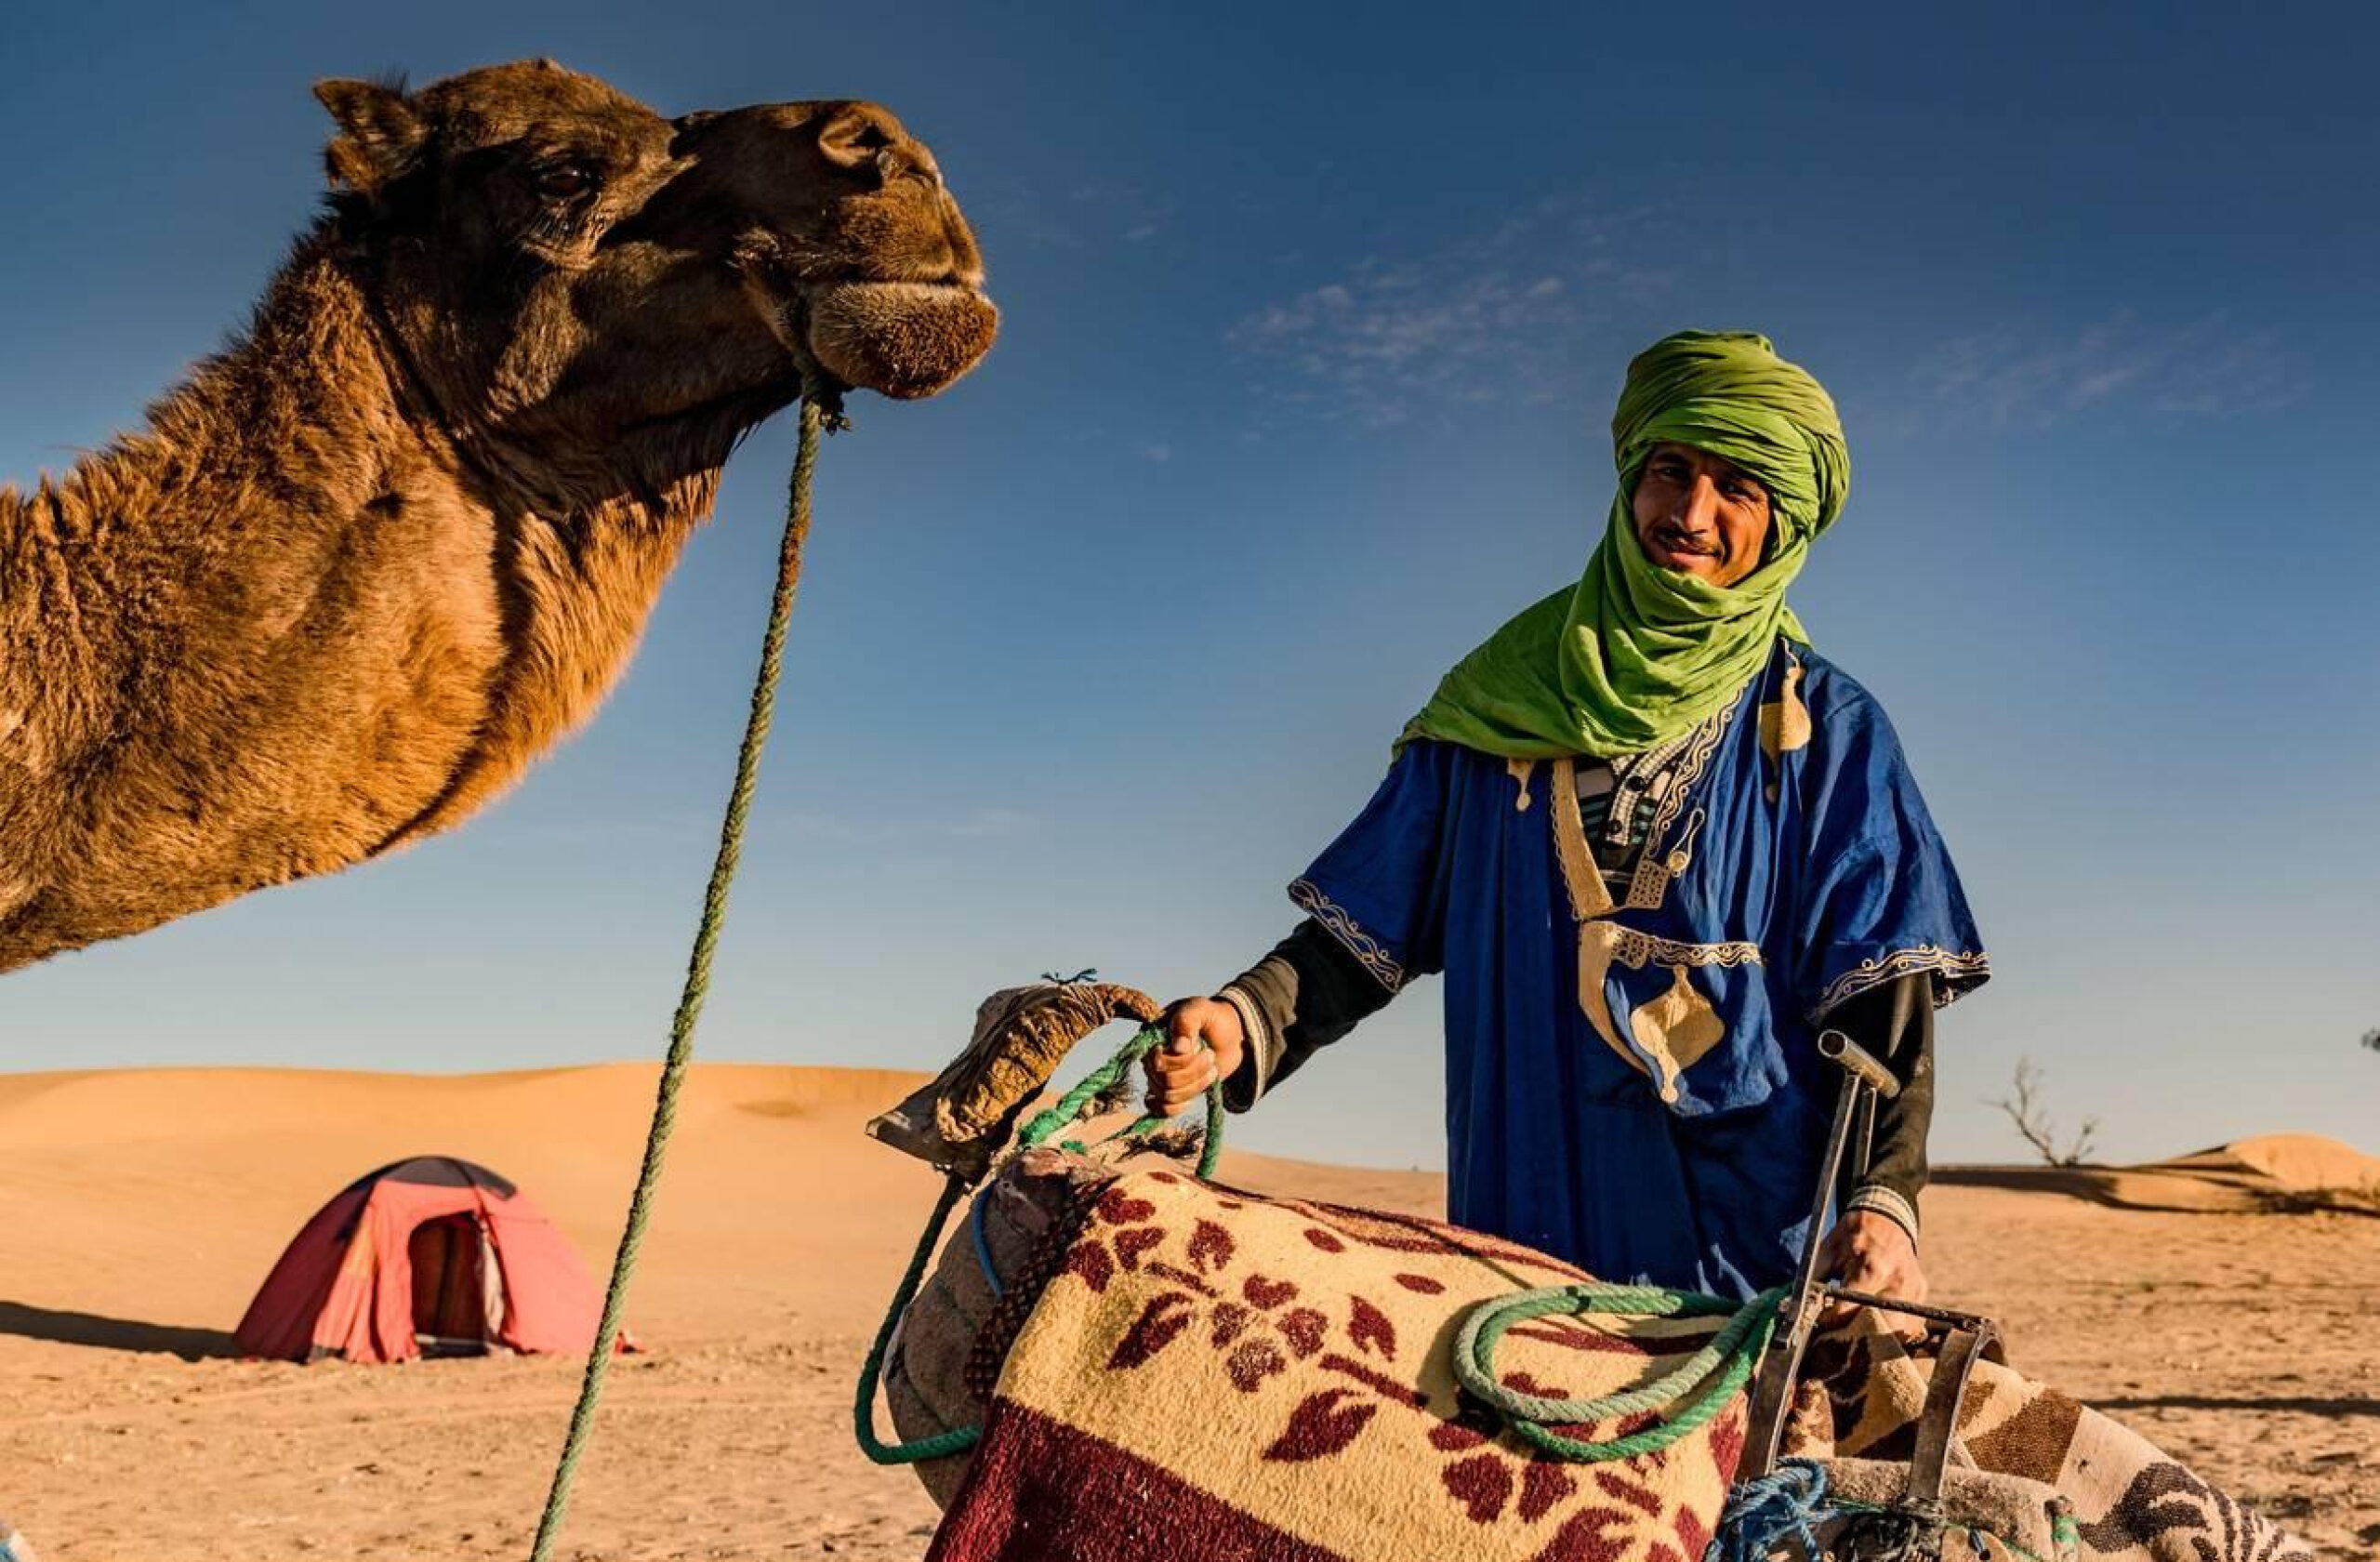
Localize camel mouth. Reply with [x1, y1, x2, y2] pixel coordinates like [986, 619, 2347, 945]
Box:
[800, 280, 998, 401]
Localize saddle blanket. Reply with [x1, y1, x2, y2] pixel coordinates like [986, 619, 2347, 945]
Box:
[924, 1167, 2311, 1562]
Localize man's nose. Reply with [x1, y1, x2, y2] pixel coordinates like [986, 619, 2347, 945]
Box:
[1677, 475, 1720, 531]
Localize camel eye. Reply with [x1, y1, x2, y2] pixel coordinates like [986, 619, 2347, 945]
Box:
[535, 162, 596, 200]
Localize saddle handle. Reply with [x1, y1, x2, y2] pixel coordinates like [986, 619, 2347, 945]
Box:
[1903, 1321, 2001, 1515]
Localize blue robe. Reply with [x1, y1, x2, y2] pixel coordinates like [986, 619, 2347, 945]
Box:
[1289, 638, 1987, 1297]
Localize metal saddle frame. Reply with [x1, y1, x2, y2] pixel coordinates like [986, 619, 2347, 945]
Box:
[1739, 1030, 2003, 1534]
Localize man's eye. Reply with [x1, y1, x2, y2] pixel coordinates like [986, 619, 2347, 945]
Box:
[536, 163, 596, 199]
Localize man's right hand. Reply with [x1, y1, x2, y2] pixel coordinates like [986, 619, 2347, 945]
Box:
[1144, 996, 1248, 1116]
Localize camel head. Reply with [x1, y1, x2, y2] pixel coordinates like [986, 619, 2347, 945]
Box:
[0, 61, 1001, 974]
[314, 60, 998, 497]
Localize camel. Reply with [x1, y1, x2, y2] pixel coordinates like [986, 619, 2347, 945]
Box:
[0, 60, 998, 974]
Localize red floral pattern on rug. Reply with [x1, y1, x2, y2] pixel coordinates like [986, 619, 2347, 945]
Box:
[932, 1168, 1745, 1562]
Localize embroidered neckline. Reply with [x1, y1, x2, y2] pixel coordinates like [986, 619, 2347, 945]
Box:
[1616, 696, 1737, 911]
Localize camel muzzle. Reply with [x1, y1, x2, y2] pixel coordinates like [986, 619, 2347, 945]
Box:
[804, 279, 998, 400]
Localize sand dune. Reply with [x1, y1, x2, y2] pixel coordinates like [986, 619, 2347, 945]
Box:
[2168, 1134, 2380, 1192]
[1, 1065, 2372, 1560]
[1934, 1132, 2380, 1216]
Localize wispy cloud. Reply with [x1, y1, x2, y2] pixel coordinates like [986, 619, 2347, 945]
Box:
[1072, 181, 1174, 245]
[1134, 441, 1173, 464]
[1905, 312, 2291, 429]
[972, 179, 1173, 251]
[1224, 197, 1669, 428]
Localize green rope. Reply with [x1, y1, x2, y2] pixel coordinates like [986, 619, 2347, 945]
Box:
[1452, 1283, 1784, 1462]
[1017, 1022, 1223, 1178]
[528, 386, 841, 1562]
[853, 1022, 1222, 1465]
[853, 1175, 983, 1464]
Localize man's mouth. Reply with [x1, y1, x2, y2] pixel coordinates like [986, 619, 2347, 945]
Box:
[1648, 529, 1718, 562]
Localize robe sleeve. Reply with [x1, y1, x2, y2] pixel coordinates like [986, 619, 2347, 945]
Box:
[1285, 738, 1461, 992]
[1792, 694, 1989, 1026]
[1209, 739, 1462, 1110]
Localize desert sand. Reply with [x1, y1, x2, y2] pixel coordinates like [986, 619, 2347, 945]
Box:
[1, 1063, 2372, 1560]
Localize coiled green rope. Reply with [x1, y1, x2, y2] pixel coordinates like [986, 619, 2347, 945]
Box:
[528, 385, 843, 1562]
[1453, 1281, 1784, 1461]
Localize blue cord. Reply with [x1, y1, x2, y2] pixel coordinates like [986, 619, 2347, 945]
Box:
[968, 1184, 1004, 1301]
[1710, 1460, 1831, 1562]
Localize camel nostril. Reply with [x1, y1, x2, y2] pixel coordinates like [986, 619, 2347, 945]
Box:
[817, 107, 898, 171]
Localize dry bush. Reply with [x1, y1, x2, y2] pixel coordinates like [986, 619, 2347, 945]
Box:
[1990, 1058, 2100, 1168]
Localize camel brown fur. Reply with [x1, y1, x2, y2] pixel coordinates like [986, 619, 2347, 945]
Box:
[0, 60, 998, 973]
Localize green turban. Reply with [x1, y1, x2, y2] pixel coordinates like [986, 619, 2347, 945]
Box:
[1400, 329, 1849, 758]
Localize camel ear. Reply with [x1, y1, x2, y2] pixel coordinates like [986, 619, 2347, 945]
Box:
[314, 78, 426, 193]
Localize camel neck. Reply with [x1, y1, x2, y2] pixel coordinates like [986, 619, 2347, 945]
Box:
[6, 232, 434, 548]
[2, 236, 431, 702]
[0, 227, 713, 971]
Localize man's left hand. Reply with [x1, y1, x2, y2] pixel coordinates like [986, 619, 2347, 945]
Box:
[1817, 1210, 1926, 1335]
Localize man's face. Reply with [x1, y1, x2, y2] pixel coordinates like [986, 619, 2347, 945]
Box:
[1629, 442, 1774, 588]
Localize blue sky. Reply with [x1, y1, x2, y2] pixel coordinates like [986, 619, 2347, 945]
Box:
[4, 1, 2375, 1170]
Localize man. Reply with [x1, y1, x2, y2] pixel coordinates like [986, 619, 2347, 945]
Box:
[1150, 330, 1987, 1304]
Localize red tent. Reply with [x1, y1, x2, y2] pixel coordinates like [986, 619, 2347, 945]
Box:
[233, 1156, 631, 1363]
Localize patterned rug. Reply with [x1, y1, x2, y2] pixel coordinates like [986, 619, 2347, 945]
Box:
[920, 1164, 2313, 1562]
[927, 1167, 1750, 1562]
[1785, 1321, 2314, 1561]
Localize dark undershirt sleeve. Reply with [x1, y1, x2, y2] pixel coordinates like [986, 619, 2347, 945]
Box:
[1216, 918, 1397, 1111]
[1821, 972, 1937, 1242]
